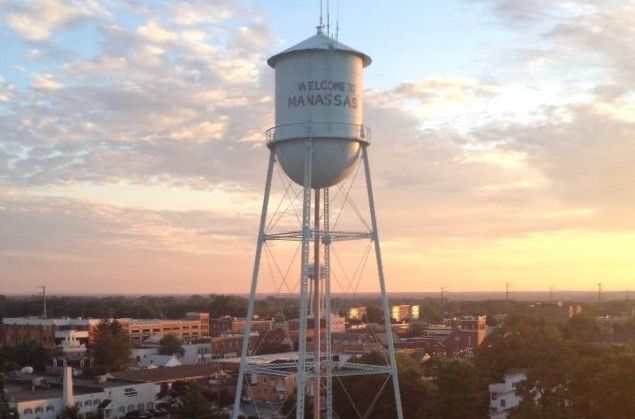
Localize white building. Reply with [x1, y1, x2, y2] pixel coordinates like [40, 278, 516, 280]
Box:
[5, 371, 157, 419]
[180, 342, 212, 365]
[489, 370, 526, 419]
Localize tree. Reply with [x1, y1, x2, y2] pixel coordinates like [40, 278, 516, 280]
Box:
[208, 295, 247, 318]
[423, 358, 488, 419]
[91, 319, 132, 374]
[333, 351, 429, 419]
[475, 315, 566, 382]
[178, 382, 211, 419]
[60, 405, 80, 419]
[365, 305, 384, 324]
[280, 389, 313, 418]
[564, 314, 600, 342]
[159, 334, 185, 357]
[11, 340, 47, 371]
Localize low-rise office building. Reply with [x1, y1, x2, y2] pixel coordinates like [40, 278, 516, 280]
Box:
[5, 368, 157, 419]
[119, 312, 210, 344]
[2, 312, 210, 349]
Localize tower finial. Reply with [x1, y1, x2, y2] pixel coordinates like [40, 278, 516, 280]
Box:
[316, 0, 325, 34]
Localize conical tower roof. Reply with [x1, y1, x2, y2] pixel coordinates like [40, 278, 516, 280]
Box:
[267, 30, 372, 68]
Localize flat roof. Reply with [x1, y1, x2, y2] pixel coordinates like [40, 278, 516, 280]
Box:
[5, 384, 96, 403]
[111, 364, 219, 383]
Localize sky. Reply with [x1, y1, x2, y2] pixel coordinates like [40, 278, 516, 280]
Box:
[1, 0, 634, 295]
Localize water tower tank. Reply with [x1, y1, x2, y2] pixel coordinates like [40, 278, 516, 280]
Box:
[267, 30, 372, 189]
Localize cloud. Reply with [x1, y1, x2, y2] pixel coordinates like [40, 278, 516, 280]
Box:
[1, 1, 273, 189]
[1, 0, 634, 293]
[167, 0, 243, 26]
[31, 73, 63, 90]
[0, 76, 16, 101]
[2, 0, 108, 40]
[393, 78, 499, 105]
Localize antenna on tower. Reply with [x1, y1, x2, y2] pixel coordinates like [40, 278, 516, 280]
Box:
[335, 0, 340, 40]
[318, 0, 324, 32]
[326, 0, 330, 37]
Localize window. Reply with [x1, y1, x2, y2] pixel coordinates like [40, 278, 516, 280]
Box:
[24, 408, 33, 415]
[137, 403, 144, 411]
[128, 405, 135, 412]
[124, 387, 138, 397]
[35, 406, 43, 413]
[94, 399, 101, 405]
[46, 405, 54, 412]
[500, 399, 506, 408]
[146, 402, 153, 409]
[118, 407, 125, 414]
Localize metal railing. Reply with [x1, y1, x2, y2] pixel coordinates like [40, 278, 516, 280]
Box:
[265, 121, 371, 145]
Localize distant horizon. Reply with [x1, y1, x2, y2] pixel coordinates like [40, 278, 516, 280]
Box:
[4, 290, 632, 302]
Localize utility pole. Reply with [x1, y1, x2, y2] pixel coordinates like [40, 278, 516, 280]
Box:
[505, 282, 511, 301]
[598, 283, 602, 304]
[440, 287, 448, 302]
[38, 285, 47, 319]
[549, 286, 554, 305]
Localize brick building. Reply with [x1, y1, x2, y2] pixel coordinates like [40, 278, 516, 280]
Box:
[444, 315, 487, 357]
[2, 312, 210, 348]
[118, 312, 210, 343]
[210, 316, 275, 337]
[1, 317, 101, 349]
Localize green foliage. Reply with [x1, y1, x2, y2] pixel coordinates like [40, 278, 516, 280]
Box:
[208, 295, 247, 318]
[159, 334, 185, 357]
[564, 314, 600, 342]
[475, 315, 567, 382]
[477, 314, 635, 418]
[60, 405, 80, 419]
[333, 351, 429, 419]
[91, 319, 132, 374]
[423, 358, 488, 418]
[178, 382, 211, 419]
[365, 304, 384, 323]
[10, 339, 48, 371]
[280, 389, 313, 418]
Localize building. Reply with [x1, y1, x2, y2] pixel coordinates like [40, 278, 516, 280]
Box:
[390, 305, 420, 322]
[4, 369, 157, 419]
[489, 370, 526, 419]
[526, 303, 583, 323]
[249, 373, 295, 402]
[444, 316, 487, 357]
[286, 315, 346, 334]
[2, 312, 210, 348]
[1, 317, 100, 349]
[210, 316, 274, 337]
[119, 312, 210, 344]
[348, 306, 367, 321]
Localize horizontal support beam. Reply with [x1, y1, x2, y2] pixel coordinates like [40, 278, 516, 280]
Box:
[243, 362, 392, 378]
[264, 230, 372, 242]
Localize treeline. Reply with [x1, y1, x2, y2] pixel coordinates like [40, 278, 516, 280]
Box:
[331, 313, 635, 418]
[2, 293, 634, 323]
[476, 314, 635, 418]
[0, 294, 246, 320]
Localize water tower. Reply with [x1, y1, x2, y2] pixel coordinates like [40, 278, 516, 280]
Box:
[232, 27, 403, 419]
